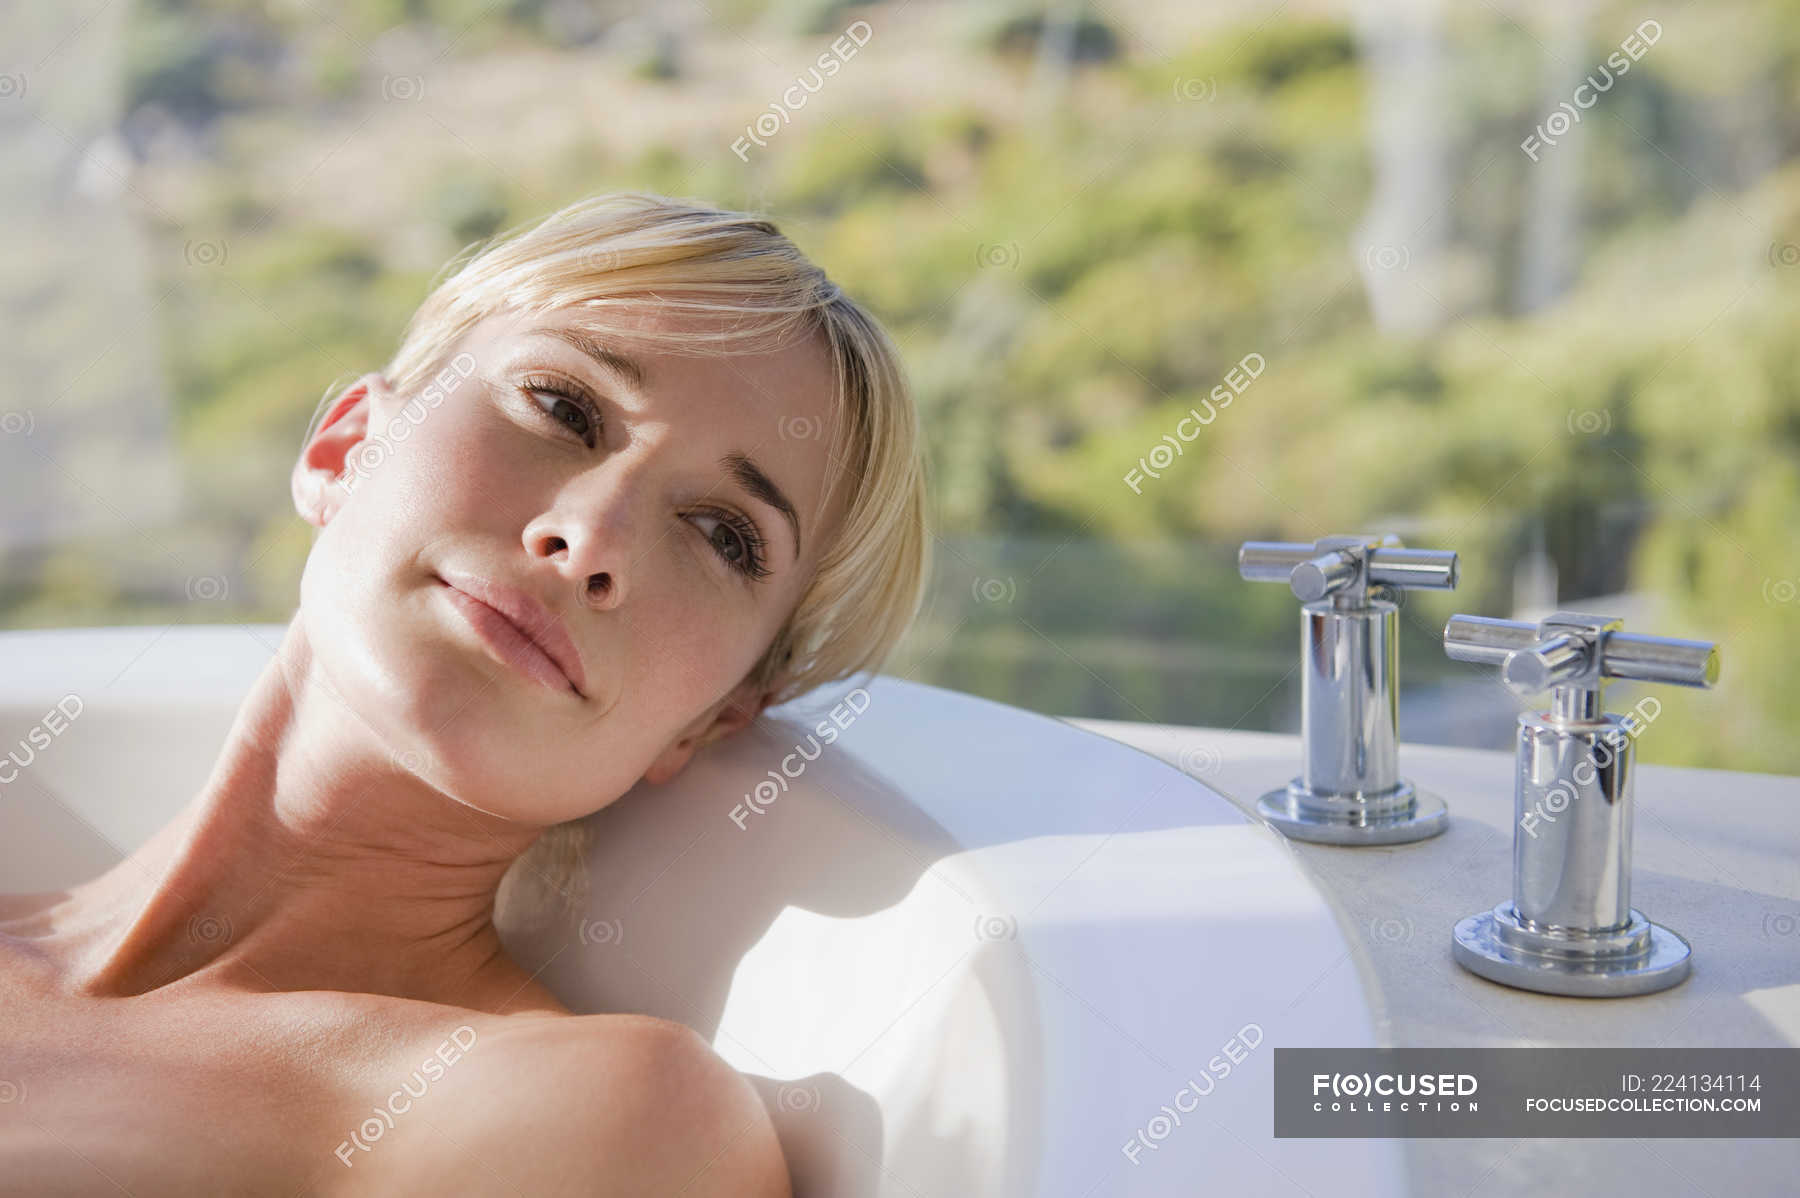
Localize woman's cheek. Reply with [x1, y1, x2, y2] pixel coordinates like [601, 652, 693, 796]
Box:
[401, 399, 535, 527]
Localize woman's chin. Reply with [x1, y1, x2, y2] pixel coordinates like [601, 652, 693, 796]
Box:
[304, 597, 628, 824]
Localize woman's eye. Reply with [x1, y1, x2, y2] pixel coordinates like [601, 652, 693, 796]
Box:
[521, 380, 600, 448]
[690, 511, 770, 581]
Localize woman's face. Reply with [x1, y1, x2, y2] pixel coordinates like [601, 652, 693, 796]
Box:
[291, 304, 842, 825]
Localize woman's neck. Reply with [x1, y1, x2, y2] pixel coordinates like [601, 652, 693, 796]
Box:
[32, 623, 562, 1013]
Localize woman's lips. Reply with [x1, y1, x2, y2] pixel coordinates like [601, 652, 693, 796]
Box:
[434, 571, 587, 698]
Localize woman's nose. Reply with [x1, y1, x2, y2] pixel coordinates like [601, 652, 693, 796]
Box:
[524, 516, 627, 611]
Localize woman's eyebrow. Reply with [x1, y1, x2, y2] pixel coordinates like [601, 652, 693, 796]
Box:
[524, 326, 647, 393]
[722, 452, 801, 561]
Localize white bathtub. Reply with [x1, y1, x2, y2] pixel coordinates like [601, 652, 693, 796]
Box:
[0, 624, 1406, 1196]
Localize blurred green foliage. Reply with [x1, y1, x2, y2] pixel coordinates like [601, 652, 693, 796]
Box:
[10, 0, 1798, 774]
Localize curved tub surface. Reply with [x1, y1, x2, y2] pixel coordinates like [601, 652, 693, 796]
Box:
[0, 625, 1403, 1196]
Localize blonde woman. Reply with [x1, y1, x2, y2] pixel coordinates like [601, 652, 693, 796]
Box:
[0, 193, 930, 1196]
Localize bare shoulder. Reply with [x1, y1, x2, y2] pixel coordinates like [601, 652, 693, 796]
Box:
[383, 1012, 791, 1197]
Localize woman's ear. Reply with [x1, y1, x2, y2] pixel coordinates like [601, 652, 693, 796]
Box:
[291, 374, 385, 527]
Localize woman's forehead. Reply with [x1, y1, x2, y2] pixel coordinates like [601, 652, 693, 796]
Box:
[485, 307, 834, 417]
[473, 305, 829, 377]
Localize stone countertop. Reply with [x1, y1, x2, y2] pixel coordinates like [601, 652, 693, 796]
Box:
[1061, 718, 1800, 1197]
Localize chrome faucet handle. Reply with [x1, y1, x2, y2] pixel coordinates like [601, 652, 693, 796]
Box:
[1235, 534, 1460, 846]
[1445, 611, 1718, 719]
[1239, 535, 1459, 607]
[1443, 610, 1721, 997]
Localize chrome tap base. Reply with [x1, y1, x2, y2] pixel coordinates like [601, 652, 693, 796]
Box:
[1256, 778, 1448, 845]
[1239, 537, 1461, 849]
[1452, 902, 1691, 998]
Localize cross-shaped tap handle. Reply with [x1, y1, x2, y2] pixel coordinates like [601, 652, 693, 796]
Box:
[1444, 610, 1718, 719]
[1239, 534, 1459, 605]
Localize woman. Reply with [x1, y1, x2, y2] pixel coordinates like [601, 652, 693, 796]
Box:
[0, 193, 931, 1195]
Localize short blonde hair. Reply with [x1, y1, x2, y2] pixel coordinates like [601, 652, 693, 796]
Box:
[370, 192, 931, 921]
